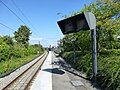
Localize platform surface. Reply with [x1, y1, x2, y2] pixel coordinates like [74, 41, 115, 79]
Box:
[30, 51, 52, 90]
[30, 51, 99, 90]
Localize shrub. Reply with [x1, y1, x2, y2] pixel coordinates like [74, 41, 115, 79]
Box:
[0, 42, 11, 62]
[62, 50, 120, 89]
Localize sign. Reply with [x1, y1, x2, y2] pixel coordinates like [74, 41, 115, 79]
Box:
[57, 12, 98, 77]
[57, 12, 96, 34]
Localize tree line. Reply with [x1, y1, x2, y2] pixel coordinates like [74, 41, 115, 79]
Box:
[0, 25, 44, 62]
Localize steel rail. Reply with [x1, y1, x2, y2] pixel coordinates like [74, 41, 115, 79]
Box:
[2, 51, 48, 90]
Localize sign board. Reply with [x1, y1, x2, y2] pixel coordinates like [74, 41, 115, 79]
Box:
[57, 12, 98, 77]
[57, 12, 96, 35]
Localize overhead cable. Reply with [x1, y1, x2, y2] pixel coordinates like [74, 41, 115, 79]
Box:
[0, 0, 26, 24]
[0, 22, 14, 31]
[11, 0, 39, 32]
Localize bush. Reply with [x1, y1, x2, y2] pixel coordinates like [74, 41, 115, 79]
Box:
[0, 36, 44, 62]
[27, 45, 44, 55]
[0, 42, 11, 62]
[12, 46, 26, 58]
[97, 54, 120, 89]
[62, 50, 120, 90]
[0, 33, 44, 75]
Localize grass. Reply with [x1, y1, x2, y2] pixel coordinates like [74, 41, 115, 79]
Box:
[0, 53, 43, 76]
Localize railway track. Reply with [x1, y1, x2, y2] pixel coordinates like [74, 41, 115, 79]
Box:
[1, 51, 48, 90]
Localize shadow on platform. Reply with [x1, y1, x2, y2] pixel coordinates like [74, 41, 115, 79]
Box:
[52, 58, 88, 80]
[52, 56, 101, 90]
[42, 68, 65, 75]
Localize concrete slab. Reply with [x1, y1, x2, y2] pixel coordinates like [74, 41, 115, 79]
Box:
[52, 52, 100, 90]
[52, 52, 76, 90]
[30, 51, 52, 90]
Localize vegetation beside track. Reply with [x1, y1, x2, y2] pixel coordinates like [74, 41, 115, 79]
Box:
[58, 0, 120, 89]
[0, 54, 41, 76]
[0, 25, 44, 76]
[61, 50, 120, 90]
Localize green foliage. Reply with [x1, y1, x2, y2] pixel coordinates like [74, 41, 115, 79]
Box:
[0, 41, 11, 61]
[97, 54, 120, 89]
[12, 44, 28, 58]
[0, 25, 44, 75]
[60, 34, 74, 52]
[59, 0, 120, 89]
[2, 36, 14, 46]
[85, 0, 120, 49]
[62, 51, 120, 89]
[60, 0, 120, 51]
[0, 36, 44, 61]
[74, 32, 91, 53]
[0, 54, 38, 75]
[27, 44, 44, 55]
[0, 37, 44, 75]
[14, 25, 31, 45]
[60, 31, 91, 53]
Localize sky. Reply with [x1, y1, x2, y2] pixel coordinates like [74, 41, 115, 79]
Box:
[0, 0, 94, 47]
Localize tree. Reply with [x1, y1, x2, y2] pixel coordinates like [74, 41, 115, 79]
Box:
[84, 0, 120, 49]
[14, 25, 31, 46]
[60, 0, 120, 52]
[2, 35, 14, 46]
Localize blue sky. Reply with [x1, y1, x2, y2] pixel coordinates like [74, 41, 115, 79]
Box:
[0, 0, 94, 47]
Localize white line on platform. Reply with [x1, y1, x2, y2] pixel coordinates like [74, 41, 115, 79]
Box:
[30, 51, 52, 90]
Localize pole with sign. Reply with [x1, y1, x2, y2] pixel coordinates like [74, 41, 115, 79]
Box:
[57, 12, 97, 77]
[84, 12, 97, 76]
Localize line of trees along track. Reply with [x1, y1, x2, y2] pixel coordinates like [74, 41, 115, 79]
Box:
[0, 25, 44, 76]
[58, 0, 120, 90]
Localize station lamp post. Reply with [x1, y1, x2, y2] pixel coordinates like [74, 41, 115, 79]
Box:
[57, 12, 97, 77]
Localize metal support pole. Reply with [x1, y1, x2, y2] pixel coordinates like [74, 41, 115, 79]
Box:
[91, 28, 97, 76]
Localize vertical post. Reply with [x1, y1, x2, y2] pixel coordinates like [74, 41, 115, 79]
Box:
[91, 28, 97, 76]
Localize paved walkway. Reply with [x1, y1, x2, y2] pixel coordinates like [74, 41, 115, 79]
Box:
[30, 51, 52, 90]
[52, 52, 76, 90]
[30, 51, 99, 90]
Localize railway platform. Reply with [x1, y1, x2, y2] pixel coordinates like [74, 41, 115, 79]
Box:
[0, 51, 99, 90]
[30, 51, 99, 90]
